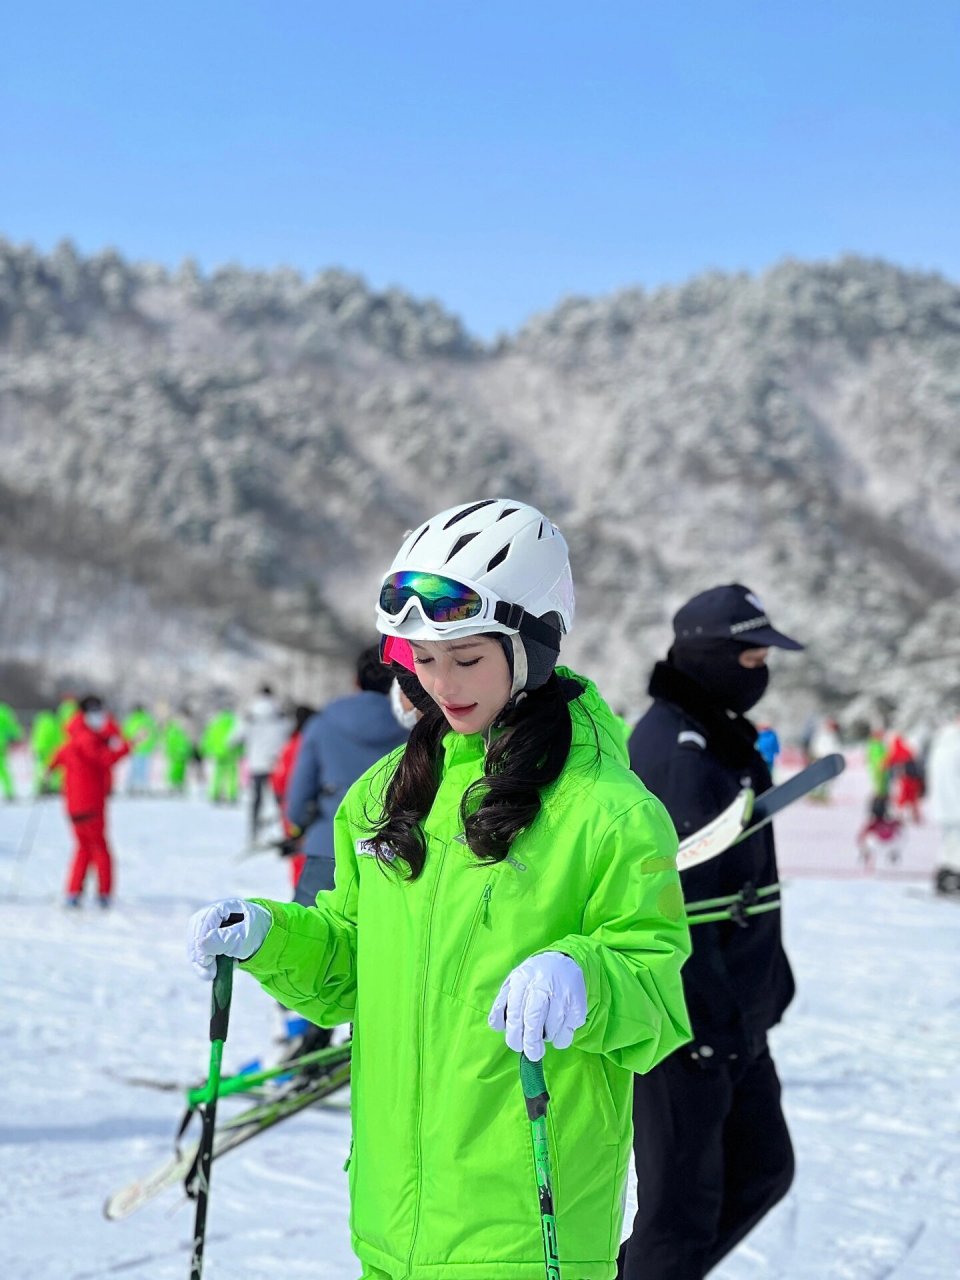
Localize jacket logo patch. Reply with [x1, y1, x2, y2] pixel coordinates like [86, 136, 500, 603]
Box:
[356, 839, 395, 861]
[454, 835, 524, 871]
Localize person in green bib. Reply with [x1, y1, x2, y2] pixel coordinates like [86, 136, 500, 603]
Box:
[163, 714, 195, 795]
[188, 499, 692, 1280]
[122, 704, 159, 794]
[200, 709, 241, 803]
[31, 707, 64, 795]
[0, 702, 24, 800]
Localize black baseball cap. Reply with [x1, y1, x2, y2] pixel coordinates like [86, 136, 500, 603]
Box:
[672, 584, 804, 651]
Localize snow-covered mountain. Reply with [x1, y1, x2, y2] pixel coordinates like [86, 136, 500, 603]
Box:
[2, 238, 959, 728]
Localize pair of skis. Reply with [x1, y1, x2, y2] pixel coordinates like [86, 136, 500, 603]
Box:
[104, 1038, 352, 1222]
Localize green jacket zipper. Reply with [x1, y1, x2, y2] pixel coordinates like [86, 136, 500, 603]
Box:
[406, 838, 450, 1274]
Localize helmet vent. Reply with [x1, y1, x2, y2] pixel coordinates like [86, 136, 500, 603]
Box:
[407, 524, 430, 554]
[538, 521, 545, 538]
[443, 500, 495, 530]
[446, 532, 479, 562]
[486, 543, 510, 572]
[497, 507, 519, 520]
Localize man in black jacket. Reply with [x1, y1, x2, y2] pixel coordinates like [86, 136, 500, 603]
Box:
[618, 584, 804, 1280]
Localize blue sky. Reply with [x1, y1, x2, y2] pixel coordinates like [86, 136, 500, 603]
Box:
[2, 2, 957, 337]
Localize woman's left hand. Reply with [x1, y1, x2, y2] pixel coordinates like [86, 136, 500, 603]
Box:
[488, 951, 587, 1061]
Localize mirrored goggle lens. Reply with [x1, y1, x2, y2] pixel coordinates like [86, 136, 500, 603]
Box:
[379, 572, 484, 623]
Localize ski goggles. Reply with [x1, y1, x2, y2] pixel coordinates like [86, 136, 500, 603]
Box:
[378, 571, 490, 626]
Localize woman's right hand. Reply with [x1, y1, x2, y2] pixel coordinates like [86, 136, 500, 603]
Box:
[186, 898, 271, 979]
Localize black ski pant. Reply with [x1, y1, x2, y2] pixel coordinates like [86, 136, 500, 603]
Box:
[250, 772, 271, 835]
[617, 1043, 794, 1280]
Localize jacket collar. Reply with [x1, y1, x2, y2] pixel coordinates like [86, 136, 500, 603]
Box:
[648, 661, 760, 768]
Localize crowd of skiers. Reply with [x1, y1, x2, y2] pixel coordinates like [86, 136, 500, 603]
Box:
[2, 693, 309, 811]
[0, 674, 417, 910]
[3, 695, 205, 801]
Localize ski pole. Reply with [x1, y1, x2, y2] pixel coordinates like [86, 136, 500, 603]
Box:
[189, 952, 235, 1280]
[7, 797, 46, 899]
[520, 1054, 561, 1280]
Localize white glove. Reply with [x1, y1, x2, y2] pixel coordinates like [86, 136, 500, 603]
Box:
[488, 951, 587, 1061]
[187, 898, 272, 979]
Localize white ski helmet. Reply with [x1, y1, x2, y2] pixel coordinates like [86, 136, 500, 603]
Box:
[376, 498, 575, 695]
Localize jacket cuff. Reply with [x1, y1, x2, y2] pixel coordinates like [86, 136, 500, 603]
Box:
[238, 899, 289, 977]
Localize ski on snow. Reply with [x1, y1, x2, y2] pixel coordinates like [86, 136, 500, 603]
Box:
[105, 1039, 351, 1099]
[104, 1047, 352, 1220]
[676, 753, 845, 872]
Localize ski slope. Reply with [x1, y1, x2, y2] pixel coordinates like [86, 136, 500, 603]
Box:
[0, 750, 957, 1279]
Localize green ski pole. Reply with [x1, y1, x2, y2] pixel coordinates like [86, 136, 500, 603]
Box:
[189, 952, 235, 1280]
[520, 1054, 561, 1280]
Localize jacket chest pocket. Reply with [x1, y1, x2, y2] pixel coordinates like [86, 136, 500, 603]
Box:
[433, 857, 535, 1011]
[448, 881, 493, 999]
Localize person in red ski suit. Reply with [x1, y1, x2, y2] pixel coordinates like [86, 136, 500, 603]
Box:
[50, 695, 130, 907]
[885, 732, 924, 823]
[269, 704, 314, 888]
[856, 793, 904, 868]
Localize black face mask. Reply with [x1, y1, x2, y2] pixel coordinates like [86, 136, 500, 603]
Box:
[670, 643, 769, 715]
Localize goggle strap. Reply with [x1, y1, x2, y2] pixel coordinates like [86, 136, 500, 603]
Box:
[494, 602, 561, 650]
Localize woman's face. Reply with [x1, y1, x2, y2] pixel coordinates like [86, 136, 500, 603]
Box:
[408, 635, 512, 734]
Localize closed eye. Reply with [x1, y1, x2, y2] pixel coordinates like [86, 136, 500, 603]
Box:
[455, 658, 481, 668]
[412, 656, 433, 666]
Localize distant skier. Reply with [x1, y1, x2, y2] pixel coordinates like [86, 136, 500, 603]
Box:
[856, 794, 904, 869]
[56, 695, 79, 728]
[620, 583, 804, 1280]
[234, 685, 289, 842]
[122, 704, 158, 794]
[755, 722, 781, 773]
[188, 498, 692, 1280]
[269, 703, 315, 887]
[865, 725, 889, 797]
[50, 695, 130, 908]
[201, 708, 241, 804]
[885, 731, 924, 824]
[0, 701, 24, 801]
[926, 708, 960, 895]
[31, 706, 64, 795]
[162, 713, 195, 795]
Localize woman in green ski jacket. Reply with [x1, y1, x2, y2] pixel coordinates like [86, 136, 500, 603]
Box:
[189, 499, 692, 1280]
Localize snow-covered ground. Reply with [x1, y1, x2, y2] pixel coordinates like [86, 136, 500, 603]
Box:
[0, 749, 957, 1279]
